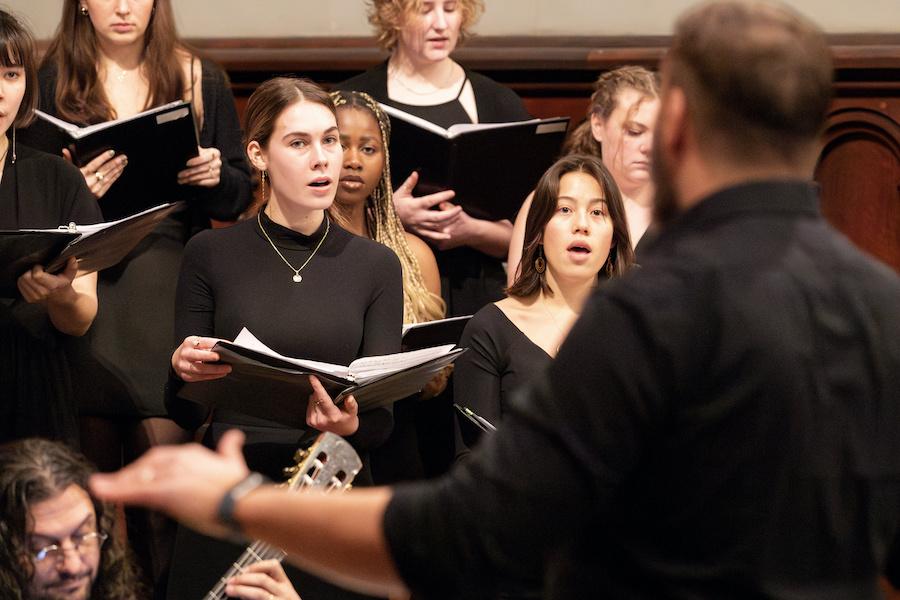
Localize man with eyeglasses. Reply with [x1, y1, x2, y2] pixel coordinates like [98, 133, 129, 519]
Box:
[0, 438, 146, 600]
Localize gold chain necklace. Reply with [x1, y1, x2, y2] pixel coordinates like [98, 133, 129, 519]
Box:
[389, 62, 457, 96]
[257, 212, 329, 283]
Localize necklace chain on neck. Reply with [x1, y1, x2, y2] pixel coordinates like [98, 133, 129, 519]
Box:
[542, 294, 567, 354]
[389, 62, 457, 96]
[257, 212, 330, 283]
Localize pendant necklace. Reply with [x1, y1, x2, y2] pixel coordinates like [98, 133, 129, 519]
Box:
[258, 212, 329, 283]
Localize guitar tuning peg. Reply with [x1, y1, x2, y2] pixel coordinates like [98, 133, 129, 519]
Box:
[283, 465, 299, 477]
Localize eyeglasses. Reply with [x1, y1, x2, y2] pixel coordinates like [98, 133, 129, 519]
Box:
[31, 531, 108, 564]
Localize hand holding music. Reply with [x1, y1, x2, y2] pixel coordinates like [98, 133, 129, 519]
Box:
[173, 335, 232, 382]
[178, 146, 223, 187]
[65, 148, 128, 199]
[393, 171, 460, 240]
[225, 559, 302, 600]
[17, 256, 79, 305]
[418, 363, 454, 400]
[305, 375, 359, 437]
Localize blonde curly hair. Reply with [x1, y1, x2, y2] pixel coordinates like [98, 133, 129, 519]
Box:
[367, 0, 485, 52]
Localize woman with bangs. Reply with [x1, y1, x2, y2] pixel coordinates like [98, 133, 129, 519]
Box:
[0, 9, 101, 448]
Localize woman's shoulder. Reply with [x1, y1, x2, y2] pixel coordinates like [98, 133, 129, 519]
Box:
[196, 55, 229, 82]
[466, 70, 531, 122]
[332, 61, 389, 98]
[334, 225, 401, 264]
[186, 217, 255, 249]
[465, 302, 508, 333]
[14, 143, 82, 179]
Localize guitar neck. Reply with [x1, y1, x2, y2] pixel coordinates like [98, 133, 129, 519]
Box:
[200, 432, 362, 600]
[203, 540, 286, 600]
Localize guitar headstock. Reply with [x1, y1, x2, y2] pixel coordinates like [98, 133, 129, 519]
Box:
[282, 432, 362, 494]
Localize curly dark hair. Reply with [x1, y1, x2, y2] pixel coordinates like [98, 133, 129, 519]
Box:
[0, 438, 147, 600]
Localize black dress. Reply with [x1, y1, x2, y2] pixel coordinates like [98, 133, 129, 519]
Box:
[0, 143, 102, 447]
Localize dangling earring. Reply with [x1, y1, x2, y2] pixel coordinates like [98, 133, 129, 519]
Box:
[259, 170, 268, 204]
[604, 246, 616, 278]
[10, 127, 16, 164]
[534, 246, 546, 274]
[80, 4, 89, 16]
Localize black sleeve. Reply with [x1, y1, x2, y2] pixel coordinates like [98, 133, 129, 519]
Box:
[163, 232, 217, 431]
[192, 59, 253, 222]
[344, 245, 404, 452]
[453, 306, 504, 448]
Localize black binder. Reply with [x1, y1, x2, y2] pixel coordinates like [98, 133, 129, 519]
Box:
[381, 104, 569, 222]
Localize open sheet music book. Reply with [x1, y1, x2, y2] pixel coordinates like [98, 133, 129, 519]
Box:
[177, 328, 466, 427]
[380, 103, 569, 221]
[0, 203, 179, 297]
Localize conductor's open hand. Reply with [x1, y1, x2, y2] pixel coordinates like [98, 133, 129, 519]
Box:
[90, 429, 251, 539]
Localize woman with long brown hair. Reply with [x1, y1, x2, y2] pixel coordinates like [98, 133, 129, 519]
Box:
[28, 0, 253, 592]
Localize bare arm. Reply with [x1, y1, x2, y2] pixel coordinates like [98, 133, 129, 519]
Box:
[17, 258, 98, 336]
[89, 430, 407, 598]
[404, 232, 441, 297]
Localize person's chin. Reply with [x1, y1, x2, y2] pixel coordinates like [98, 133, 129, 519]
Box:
[44, 579, 92, 600]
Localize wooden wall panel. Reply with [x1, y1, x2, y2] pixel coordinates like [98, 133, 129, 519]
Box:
[816, 100, 900, 272]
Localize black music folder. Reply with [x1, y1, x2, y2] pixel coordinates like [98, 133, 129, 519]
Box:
[380, 104, 569, 222]
[22, 101, 199, 220]
[401, 315, 472, 350]
[0, 203, 180, 297]
[177, 328, 466, 427]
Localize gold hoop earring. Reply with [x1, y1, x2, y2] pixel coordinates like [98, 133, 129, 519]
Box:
[535, 247, 546, 274]
[80, 5, 89, 16]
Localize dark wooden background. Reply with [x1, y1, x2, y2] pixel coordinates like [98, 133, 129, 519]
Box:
[187, 34, 900, 273]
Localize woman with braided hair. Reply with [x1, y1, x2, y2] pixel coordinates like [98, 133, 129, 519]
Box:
[330, 89, 457, 482]
[329, 90, 444, 325]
